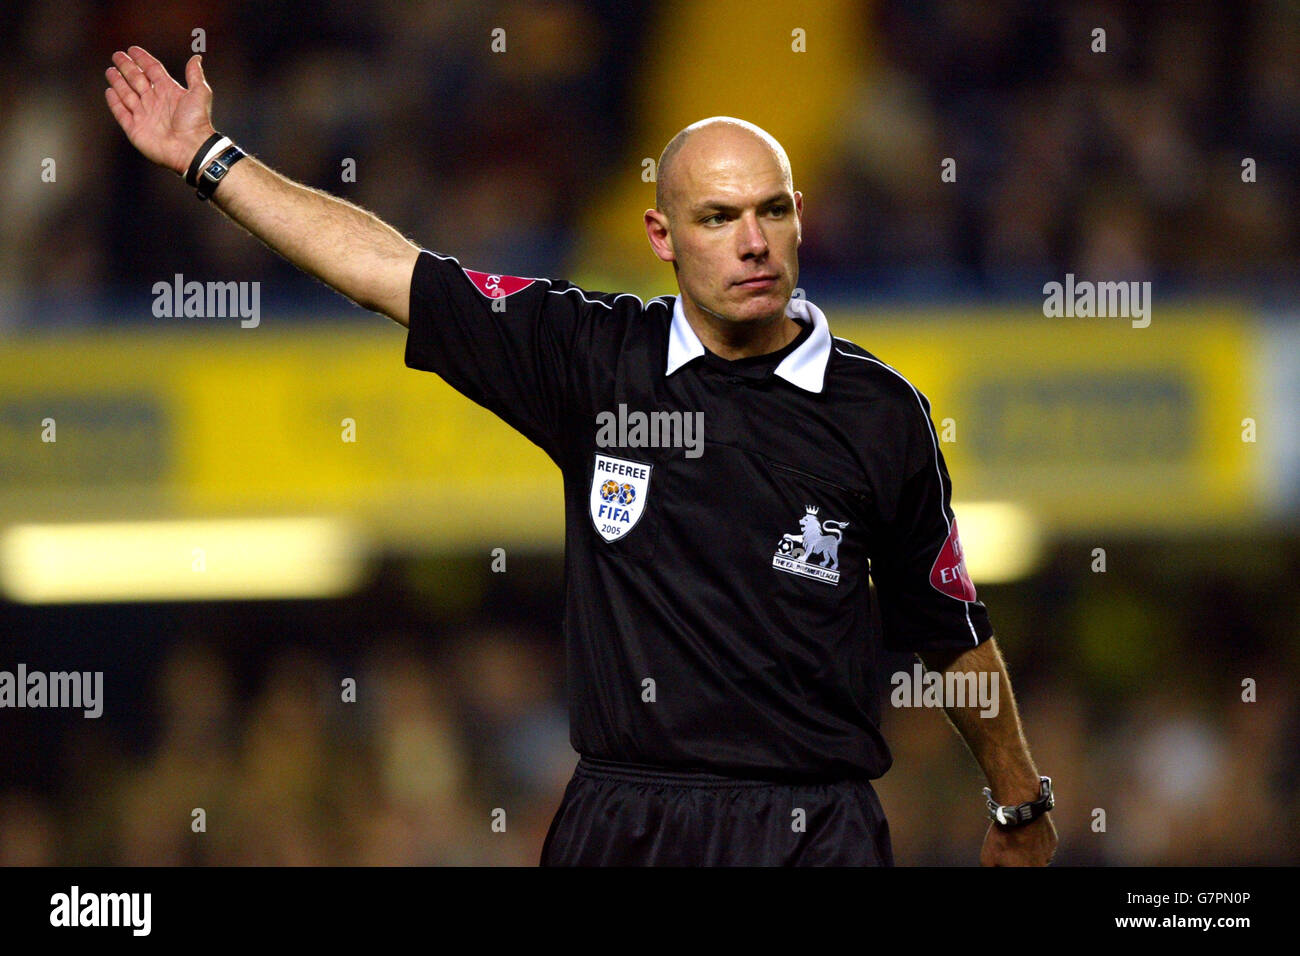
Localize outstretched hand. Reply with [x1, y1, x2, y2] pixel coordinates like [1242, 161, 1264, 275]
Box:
[105, 46, 216, 177]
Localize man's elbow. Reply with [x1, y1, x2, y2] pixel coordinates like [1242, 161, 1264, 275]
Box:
[917, 636, 996, 673]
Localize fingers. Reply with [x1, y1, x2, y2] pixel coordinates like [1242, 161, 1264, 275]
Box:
[185, 54, 205, 91]
[127, 45, 173, 89]
[104, 86, 132, 127]
[105, 62, 139, 110]
[110, 50, 151, 98]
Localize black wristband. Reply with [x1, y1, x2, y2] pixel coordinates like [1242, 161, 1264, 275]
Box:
[185, 132, 225, 187]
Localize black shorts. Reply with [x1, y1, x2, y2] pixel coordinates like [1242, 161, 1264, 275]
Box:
[540, 756, 894, 866]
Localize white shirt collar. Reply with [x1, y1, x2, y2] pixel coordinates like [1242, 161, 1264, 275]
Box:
[664, 293, 833, 393]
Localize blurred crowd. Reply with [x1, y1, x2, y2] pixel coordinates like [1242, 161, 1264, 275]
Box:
[2, 0, 1297, 328]
[801, 0, 1300, 298]
[0, 0, 649, 327]
[1, 626, 579, 866]
[2, 539, 1296, 866]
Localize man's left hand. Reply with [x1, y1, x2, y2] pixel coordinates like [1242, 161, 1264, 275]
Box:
[980, 813, 1058, 866]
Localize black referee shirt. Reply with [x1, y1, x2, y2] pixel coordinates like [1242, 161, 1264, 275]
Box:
[405, 250, 994, 780]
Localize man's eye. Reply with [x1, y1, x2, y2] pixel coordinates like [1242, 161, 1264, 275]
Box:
[769, 205, 787, 216]
[703, 214, 726, 225]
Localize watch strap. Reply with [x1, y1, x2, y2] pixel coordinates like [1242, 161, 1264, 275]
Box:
[185, 132, 226, 187]
[983, 775, 1054, 827]
[195, 144, 247, 201]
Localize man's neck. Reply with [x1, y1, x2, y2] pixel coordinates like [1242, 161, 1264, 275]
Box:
[680, 295, 802, 361]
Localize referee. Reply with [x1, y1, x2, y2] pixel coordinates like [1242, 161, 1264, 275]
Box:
[105, 47, 1058, 866]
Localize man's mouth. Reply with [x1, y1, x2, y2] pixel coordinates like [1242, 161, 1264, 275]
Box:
[735, 275, 778, 289]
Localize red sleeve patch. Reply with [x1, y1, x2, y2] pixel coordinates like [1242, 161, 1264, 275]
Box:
[929, 517, 978, 601]
[463, 268, 537, 299]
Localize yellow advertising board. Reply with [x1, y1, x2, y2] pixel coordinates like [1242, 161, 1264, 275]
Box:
[0, 325, 563, 550]
[832, 304, 1260, 533]
[0, 304, 1264, 550]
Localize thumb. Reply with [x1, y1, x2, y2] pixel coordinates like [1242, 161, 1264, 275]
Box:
[185, 54, 205, 90]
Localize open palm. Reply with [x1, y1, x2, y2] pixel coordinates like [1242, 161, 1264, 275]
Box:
[105, 46, 216, 176]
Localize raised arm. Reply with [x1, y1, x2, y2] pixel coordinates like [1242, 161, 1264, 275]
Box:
[104, 46, 420, 326]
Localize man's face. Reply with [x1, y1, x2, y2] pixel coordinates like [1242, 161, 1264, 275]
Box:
[653, 131, 803, 328]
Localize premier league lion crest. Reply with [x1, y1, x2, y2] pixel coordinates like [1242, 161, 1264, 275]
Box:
[773, 506, 848, 585]
[589, 454, 653, 542]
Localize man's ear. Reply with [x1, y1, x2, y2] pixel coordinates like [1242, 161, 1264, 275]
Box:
[794, 190, 803, 246]
[645, 208, 676, 264]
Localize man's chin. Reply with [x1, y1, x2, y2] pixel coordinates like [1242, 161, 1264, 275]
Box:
[729, 289, 788, 321]
[693, 289, 788, 326]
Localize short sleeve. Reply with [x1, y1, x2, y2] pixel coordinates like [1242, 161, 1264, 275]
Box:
[403, 250, 590, 462]
[870, 396, 994, 653]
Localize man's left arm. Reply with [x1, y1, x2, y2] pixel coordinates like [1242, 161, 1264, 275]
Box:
[917, 637, 1059, 866]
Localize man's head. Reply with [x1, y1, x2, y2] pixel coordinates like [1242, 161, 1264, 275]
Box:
[645, 117, 802, 332]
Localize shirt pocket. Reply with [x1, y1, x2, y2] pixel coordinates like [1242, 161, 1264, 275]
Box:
[759, 455, 872, 583]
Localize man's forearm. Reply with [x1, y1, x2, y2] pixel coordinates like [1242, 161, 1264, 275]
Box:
[208, 156, 420, 326]
[918, 638, 1042, 804]
[105, 48, 421, 326]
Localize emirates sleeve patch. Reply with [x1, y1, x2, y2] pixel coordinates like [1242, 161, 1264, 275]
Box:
[462, 268, 537, 299]
[929, 517, 977, 601]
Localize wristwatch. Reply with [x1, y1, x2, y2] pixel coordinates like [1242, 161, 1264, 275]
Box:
[983, 775, 1054, 827]
[195, 144, 247, 201]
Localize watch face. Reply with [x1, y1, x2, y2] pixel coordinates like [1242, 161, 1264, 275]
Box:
[204, 160, 227, 178]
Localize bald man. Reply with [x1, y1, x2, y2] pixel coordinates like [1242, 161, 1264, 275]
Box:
[106, 48, 1057, 867]
[645, 117, 805, 359]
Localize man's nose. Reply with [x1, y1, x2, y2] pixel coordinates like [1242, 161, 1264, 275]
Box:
[737, 212, 768, 257]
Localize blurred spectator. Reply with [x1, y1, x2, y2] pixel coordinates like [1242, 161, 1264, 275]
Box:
[0, 0, 648, 327]
[801, 0, 1298, 298]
